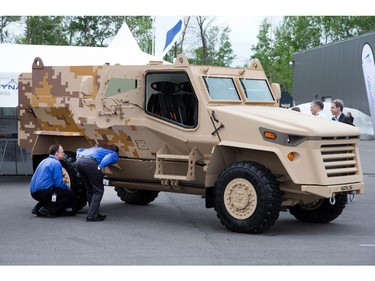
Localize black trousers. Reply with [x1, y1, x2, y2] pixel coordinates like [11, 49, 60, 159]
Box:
[76, 158, 104, 218]
[31, 187, 77, 215]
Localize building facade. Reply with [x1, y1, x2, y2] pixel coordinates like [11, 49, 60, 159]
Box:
[291, 31, 375, 116]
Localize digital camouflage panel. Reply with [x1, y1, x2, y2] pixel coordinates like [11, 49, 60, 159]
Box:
[18, 54, 364, 233]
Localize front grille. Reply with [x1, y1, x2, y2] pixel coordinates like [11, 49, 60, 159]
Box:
[321, 144, 358, 177]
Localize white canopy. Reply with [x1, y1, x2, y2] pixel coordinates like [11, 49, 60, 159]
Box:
[0, 22, 166, 107]
[0, 22, 164, 73]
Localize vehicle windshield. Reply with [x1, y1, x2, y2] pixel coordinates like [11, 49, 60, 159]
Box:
[203, 77, 240, 101]
[240, 79, 274, 101]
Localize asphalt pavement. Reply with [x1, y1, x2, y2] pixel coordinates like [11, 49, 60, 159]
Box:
[1, 140, 375, 279]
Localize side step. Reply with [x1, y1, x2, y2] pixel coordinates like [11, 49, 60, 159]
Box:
[155, 144, 201, 181]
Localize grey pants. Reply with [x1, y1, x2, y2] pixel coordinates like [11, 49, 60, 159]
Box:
[76, 158, 104, 218]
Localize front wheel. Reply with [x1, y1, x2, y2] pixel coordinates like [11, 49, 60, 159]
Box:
[61, 153, 87, 211]
[214, 161, 282, 234]
[288, 194, 348, 223]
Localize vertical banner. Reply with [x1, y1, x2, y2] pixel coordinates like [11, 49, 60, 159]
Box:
[0, 73, 19, 108]
[361, 43, 375, 136]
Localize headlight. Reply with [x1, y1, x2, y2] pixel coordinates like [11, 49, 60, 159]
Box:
[259, 127, 307, 146]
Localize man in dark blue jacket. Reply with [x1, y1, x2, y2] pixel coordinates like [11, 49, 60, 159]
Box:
[76, 145, 119, 222]
[30, 144, 77, 217]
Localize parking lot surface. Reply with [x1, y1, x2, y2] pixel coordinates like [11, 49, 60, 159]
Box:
[1, 140, 375, 278]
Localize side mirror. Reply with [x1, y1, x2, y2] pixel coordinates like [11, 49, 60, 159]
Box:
[271, 83, 281, 101]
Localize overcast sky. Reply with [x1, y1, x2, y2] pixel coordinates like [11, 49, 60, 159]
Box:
[217, 16, 283, 66]
[3, 0, 369, 67]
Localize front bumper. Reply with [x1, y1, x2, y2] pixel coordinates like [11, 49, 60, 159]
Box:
[301, 182, 364, 198]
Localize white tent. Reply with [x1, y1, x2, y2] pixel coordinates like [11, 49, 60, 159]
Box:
[0, 23, 163, 74]
[0, 43, 160, 74]
[0, 22, 165, 107]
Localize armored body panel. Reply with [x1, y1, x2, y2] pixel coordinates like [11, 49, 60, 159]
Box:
[18, 54, 364, 233]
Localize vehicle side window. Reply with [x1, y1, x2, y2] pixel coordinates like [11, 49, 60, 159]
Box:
[145, 73, 198, 128]
[105, 78, 137, 97]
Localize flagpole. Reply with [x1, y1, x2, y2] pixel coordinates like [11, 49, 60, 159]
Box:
[152, 16, 156, 56]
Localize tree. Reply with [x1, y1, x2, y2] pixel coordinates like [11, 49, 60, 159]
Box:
[250, 18, 274, 78]
[0, 16, 21, 43]
[124, 16, 153, 54]
[186, 16, 235, 66]
[65, 16, 122, 47]
[251, 16, 375, 92]
[18, 16, 67, 45]
[271, 16, 322, 91]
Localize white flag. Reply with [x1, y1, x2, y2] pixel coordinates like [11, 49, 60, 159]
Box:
[154, 17, 183, 59]
[361, 43, 375, 136]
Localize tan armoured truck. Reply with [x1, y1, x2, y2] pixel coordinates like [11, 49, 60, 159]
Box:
[18, 54, 364, 233]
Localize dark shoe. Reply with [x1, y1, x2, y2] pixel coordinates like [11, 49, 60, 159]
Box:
[32, 207, 43, 217]
[98, 213, 107, 219]
[38, 207, 56, 218]
[86, 216, 106, 222]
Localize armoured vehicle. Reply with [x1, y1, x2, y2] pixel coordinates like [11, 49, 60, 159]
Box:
[18, 54, 364, 233]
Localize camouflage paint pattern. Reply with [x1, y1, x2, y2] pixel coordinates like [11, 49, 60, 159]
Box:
[18, 54, 364, 204]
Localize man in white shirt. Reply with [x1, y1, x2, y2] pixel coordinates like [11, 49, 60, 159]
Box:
[310, 100, 326, 118]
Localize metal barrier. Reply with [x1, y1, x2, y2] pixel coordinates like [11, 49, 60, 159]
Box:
[0, 139, 31, 175]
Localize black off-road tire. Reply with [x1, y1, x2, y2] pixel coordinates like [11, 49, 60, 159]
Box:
[288, 193, 348, 223]
[115, 187, 159, 205]
[214, 161, 282, 234]
[61, 153, 87, 211]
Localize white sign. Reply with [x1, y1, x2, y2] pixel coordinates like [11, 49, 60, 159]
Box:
[361, 43, 375, 136]
[0, 73, 19, 108]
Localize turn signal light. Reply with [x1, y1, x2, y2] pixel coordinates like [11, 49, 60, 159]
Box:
[264, 131, 276, 140]
[287, 152, 295, 161]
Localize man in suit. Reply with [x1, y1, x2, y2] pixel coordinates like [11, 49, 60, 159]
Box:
[330, 99, 354, 125]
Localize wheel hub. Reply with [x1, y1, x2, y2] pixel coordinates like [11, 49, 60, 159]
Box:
[62, 167, 71, 188]
[224, 178, 257, 219]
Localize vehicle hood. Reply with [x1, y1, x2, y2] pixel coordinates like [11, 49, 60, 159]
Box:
[207, 105, 360, 137]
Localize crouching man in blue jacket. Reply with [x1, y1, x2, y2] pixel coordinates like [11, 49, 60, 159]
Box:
[30, 144, 77, 218]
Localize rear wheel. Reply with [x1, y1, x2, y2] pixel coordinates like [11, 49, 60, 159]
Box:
[61, 153, 87, 211]
[288, 194, 348, 223]
[115, 187, 159, 205]
[214, 161, 282, 234]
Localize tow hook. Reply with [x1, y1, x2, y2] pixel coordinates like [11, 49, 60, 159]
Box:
[329, 194, 336, 205]
[349, 191, 356, 202]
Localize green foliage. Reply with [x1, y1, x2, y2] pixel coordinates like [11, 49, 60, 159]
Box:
[4, 15, 234, 67]
[250, 18, 273, 78]
[124, 16, 153, 53]
[20, 16, 67, 45]
[65, 16, 122, 47]
[0, 16, 21, 43]
[186, 16, 235, 66]
[251, 16, 375, 93]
